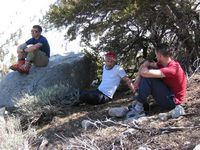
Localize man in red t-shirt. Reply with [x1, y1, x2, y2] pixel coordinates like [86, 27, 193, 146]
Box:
[127, 44, 187, 119]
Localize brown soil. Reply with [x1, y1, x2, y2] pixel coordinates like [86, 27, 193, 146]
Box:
[34, 74, 200, 150]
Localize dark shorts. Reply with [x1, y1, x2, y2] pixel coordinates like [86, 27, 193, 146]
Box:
[79, 89, 111, 105]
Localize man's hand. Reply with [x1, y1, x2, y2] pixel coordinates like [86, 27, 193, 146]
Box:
[17, 43, 27, 53]
[123, 76, 137, 95]
[139, 67, 149, 75]
[139, 65, 165, 78]
[133, 76, 140, 90]
[140, 60, 157, 70]
[142, 60, 150, 68]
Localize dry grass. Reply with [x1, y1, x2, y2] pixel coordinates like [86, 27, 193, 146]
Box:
[1, 83, 78, 149]
[36, 74, 200, 150]
[4, 74, 200, 150]
[0, 116, 36, 150]
[15, 83, 78, 124]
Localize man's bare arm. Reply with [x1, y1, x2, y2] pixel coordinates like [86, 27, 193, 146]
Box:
[122, 76, 137, 94]
[24, 43, 42, 52]
[135, 60, 164, 78]
[17, 43, 42, 53]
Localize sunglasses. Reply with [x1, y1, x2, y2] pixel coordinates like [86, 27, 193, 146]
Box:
[31, 29, 39, 33]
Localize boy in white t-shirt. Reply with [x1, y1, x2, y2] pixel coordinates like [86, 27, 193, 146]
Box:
[73, 51, 136, 105]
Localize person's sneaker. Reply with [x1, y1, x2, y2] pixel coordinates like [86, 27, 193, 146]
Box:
[128, 102, 150, 112]
[126, 107, 145, 119]
[126, 100, 146, 119]
[128, 100, 138, 111]
[171, 105, 185, 118]
[17, 61, 32, 74]
[9, 60, 25, 71]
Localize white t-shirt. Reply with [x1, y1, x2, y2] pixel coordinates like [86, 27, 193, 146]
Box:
[98, 65, 127, 99]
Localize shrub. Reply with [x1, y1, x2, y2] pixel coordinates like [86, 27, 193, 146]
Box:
[0, 116, 36, 150]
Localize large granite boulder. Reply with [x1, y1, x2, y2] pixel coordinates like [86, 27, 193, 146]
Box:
[0, 52, 96, 107]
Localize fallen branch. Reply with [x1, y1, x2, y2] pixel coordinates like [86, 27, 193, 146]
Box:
[159, 125, 200, 132]
[81, 117, 200, 136]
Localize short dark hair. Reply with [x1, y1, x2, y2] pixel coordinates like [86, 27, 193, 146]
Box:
[32, 25, 42, 32]
[155, 43, 172, 57]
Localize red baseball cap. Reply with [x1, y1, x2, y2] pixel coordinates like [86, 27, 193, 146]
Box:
[105, 51, 116, 59]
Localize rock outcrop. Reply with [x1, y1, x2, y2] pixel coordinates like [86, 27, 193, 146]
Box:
[0, 52, 96, 107]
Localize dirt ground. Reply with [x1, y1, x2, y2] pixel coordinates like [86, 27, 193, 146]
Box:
[34, 74, 200, 150]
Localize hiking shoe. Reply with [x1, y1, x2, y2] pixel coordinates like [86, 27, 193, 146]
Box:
[17, 61, 32, 74]
[128, 102, 150, 112]
[171, 105, 185, 118]
[9, 60, 25, 71]
[128, 99, 138, 111]
[126, 107, 145, 119]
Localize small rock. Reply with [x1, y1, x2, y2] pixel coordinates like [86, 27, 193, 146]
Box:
[123, 116, 148, 124]
[123, 117, 137, 124]
[158, 113, 170, 121]
[0, 116, 5, 124]
[108, 107, 129, 118]
[81, 120, 92, 130]
[4, 110, 8, 115]
[0, 107, 5, 124]
[0, 107, 5, 116]
[135, 116, 151, 124]
[38, 137, 48, 150]
[193, 144, 200, 150]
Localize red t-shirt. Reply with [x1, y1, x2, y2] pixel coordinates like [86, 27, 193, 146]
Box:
[157, 60, 186, 104]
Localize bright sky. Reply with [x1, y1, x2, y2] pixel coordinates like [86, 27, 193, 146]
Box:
[0, 0, 82, 64]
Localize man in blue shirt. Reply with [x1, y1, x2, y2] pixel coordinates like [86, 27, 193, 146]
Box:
[10, 25, 50, 74]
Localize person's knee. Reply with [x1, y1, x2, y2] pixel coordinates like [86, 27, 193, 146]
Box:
[79, 90, 88, 101]
[19, 44, 27, 50]
[141, 77, 157, 83]
[139, 77, 151, 86]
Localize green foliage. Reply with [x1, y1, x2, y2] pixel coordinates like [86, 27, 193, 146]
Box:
[83, 49, 103, 80]
[82, 49, 100, 81]
[44, 0, 200, 72]
[0, 28, 22, 78]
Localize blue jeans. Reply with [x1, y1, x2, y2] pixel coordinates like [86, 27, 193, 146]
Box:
[136, 77, 176, 109]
